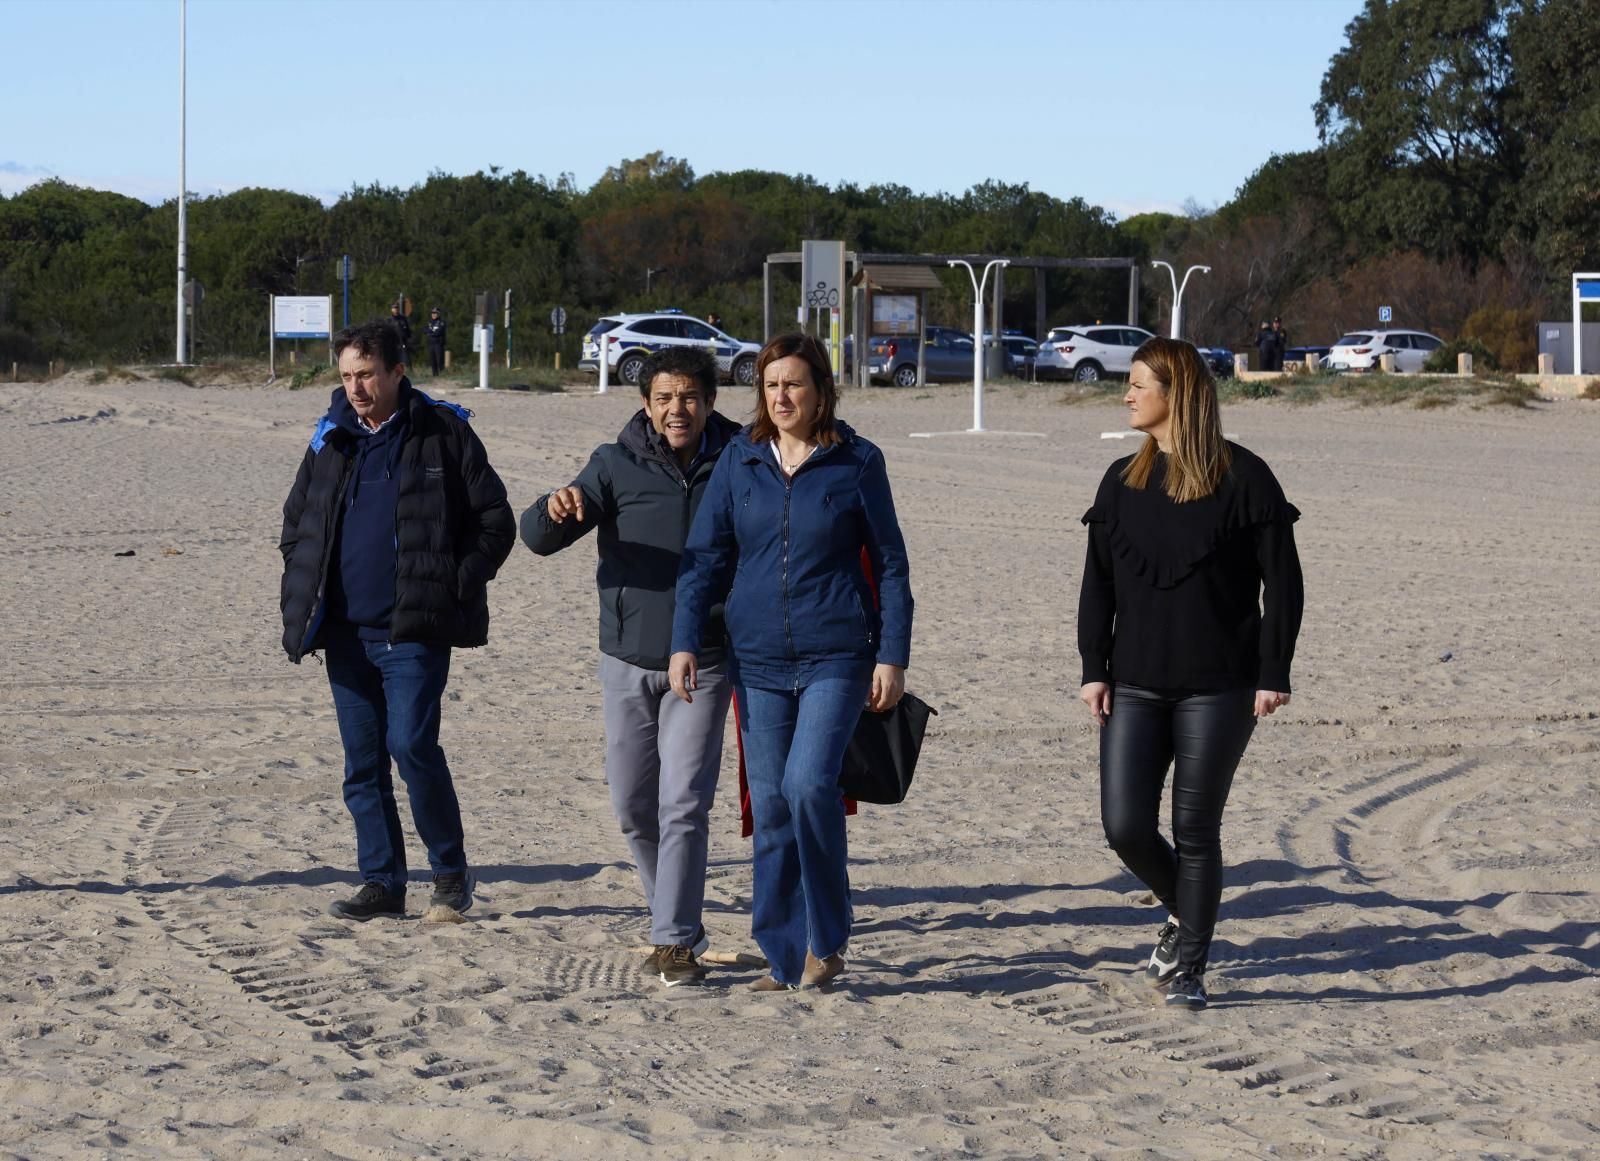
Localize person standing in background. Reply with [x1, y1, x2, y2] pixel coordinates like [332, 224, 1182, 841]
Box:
[425, 307, 447, 376]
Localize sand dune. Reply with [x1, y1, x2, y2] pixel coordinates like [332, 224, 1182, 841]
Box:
[1, 374, 1596, 1158]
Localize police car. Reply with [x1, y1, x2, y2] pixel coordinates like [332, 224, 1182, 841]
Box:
[580, 311, 760, 387]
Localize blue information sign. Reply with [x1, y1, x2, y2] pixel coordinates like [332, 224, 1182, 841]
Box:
[1378, 305, 1392, 323]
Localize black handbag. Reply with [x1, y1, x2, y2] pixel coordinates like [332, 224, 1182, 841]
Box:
[838, 692, 937, 805]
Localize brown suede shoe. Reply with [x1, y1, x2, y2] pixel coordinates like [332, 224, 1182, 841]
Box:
[749, 976, 797, 992]
[801, 951, 845, 988]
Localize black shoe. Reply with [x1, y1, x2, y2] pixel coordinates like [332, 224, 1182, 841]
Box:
[1165, 971, 1208, 1011]
[430, 871, 475, 914]
[1145, 919, 1181, 987]
[329, 882, 406, 921]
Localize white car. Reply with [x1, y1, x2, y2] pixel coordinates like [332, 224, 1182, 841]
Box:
[580, 311, 760, 387]
[1035, 324, 1155, 382]
[1326, 329, 1443, 373]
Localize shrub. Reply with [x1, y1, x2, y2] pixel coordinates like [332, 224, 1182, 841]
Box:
[1461, 306, 1537, 372]
[1423, 338, 1497, 374]
[1582, 379, 1600, 400]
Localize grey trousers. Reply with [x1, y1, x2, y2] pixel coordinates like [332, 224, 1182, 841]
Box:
[598, 653, 733, 946]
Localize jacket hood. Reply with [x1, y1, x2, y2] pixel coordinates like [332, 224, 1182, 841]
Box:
[619, 407, 743, 466]
[309, 379, 471, 451]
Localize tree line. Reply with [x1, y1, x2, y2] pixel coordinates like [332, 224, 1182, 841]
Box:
[2, 0, 1595, 373]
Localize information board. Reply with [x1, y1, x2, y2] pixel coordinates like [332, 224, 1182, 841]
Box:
[273, 296, 332, 339]
[873, 294, 918, 335]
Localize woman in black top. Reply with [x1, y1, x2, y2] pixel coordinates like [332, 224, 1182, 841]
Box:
[1077, 337, 1303, 1011]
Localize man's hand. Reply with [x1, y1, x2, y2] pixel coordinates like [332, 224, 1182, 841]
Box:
[668, 652, 699, 704]
[546, 486, 586, 524]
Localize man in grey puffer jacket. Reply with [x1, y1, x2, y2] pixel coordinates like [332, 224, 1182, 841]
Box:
[520, 346, 740, 987]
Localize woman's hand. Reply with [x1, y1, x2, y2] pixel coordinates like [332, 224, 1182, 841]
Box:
[1080, 682, 1112, 727]
[668, 652, 699, 703]
[1254, 690, 1291, 717]
[868, 664, 905, 712]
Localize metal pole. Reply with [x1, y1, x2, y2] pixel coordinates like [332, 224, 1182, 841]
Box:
[1175, 265, 1210, 341]
[477, 325, 490, 390]
[948, 259, 1008, 432]
[762, 261, 772, 341]
[268, 295, 274, 382]
[598, 333, 610, 394]
[1574, 275, 1583, 377]
[341, 255, 350, 328]
[1151, 261, 1178, 338]
[175, 0, 187, 365]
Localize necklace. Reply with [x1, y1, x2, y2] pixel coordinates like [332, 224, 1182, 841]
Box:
[779, 442, 815, 473]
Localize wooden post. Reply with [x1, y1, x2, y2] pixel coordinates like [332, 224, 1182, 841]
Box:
[1538, 352, 1554, 374]
[554, 352, 562, 370]
[1235, 353, 1248, 376]
[1458, 352, 1473, 376]
[10, 362, 16, 382]
[445, 349, 453, 370]
[1305, 353, 1318, 373]
[1379, 353, 1396, 373]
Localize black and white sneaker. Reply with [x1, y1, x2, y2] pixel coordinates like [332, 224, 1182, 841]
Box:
[1165, 971, 1208, 1011]
[1145, 919, 1181, 987]
[430, 871, 475, 914]
[329, 882, 406, 921]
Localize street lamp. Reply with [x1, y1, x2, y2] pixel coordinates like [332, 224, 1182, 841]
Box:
[947, 259, 1008, 433]
[1150, 260, 1210, 340]
[645, 266, 668, 295]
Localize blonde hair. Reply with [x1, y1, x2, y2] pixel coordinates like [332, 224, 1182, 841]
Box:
[1120, 337, 1230, 502]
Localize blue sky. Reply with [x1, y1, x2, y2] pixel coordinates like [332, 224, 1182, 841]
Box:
[3, 0, 1363, 219]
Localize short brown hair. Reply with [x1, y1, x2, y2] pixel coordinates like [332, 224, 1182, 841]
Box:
[1121, 337, 1230, 502]
[749, 332, 842, 447]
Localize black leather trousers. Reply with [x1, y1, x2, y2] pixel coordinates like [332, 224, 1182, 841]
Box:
[1099, 683, 1256, 974]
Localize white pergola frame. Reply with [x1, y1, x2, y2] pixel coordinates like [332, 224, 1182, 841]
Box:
[1573, 273, 1600, 376]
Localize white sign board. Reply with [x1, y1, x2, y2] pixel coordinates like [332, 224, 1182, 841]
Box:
[273, 295, 333, 339]
[872, 294, 918, 335]
[472, 324, 495, 353]
[801, 240, 844, 310]
[1378, 305, 1393, 323]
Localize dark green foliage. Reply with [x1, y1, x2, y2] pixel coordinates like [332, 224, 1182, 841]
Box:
[1423, 337, 1498, 372]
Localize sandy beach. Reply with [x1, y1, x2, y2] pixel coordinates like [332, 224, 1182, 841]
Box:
[1, 372, 1596, 1159]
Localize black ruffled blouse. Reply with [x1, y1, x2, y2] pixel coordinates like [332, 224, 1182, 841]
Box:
[1077, 442, 1304, 692]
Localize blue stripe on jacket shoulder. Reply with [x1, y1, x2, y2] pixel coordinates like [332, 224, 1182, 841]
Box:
[415, 389, 473, 422]
[308, 416, 338, 453]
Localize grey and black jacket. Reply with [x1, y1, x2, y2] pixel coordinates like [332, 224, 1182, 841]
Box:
[279, 382, 515, 661]
[520, 409, 741, 671]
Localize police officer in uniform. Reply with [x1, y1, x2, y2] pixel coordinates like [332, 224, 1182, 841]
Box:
[425, 307, 447, 376]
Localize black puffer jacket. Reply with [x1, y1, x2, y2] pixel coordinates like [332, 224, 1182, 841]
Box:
[279, 382, 514, 661]
[520, 409, 741, 670]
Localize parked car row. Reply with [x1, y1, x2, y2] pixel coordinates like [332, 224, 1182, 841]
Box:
[578, 310, 1448, 390]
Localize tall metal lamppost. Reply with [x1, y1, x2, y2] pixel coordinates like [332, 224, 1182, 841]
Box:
[947, 258, 1008, 433]
[175, 0, 188, 364]
[1150, 260, 1210, 340]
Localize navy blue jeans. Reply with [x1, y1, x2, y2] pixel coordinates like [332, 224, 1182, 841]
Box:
[736, 673, 871, 985]
[323, 625, 466, 894]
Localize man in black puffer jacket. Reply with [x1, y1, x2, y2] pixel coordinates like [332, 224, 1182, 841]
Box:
[521, 346, 740, 987]
[280, 320, 514, 922]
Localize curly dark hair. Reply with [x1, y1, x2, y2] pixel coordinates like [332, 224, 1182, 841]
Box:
[333, 321, 405, 371]
[637, 345, 718, 399]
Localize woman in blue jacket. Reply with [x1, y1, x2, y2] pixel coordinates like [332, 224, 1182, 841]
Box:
[669, 332, 913, 991]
